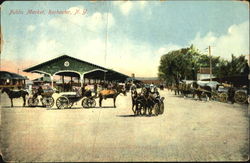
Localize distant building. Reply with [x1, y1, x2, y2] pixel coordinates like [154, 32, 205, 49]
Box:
[197, 67, 215, 80]
[134, 77, 163, 85]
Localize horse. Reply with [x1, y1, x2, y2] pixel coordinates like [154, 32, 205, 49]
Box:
[98, 87, 126, 108]
[134, 86, 157, 115]
[192, 82, 212, 101]
[172, 83, 180, 95]
[1, 87, 29, 107]
[130, 87, 146, 115]
[179, 83, 193, 98]
[131, 87, 146, 115]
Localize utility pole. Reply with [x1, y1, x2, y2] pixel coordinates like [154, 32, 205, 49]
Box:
[208, 46, 212, 81]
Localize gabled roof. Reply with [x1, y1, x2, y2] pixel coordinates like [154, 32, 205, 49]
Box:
[23, 55, 107, 74]
[23, 55, 131, 82]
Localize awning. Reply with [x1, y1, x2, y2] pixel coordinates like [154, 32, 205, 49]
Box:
[0, 71, 27, 80]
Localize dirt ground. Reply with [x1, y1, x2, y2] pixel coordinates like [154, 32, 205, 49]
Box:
[0, 89, 249, 162]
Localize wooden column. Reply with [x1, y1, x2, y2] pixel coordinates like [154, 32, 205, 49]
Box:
[80, 74, 84, 87]
[62, 76, 65, 91]
[51, 75, 54, 89]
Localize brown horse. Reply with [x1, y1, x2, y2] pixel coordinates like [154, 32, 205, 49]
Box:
[1, 87, 29, 107]
[98, 88, 126, 108]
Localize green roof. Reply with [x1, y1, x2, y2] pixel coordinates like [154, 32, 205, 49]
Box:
[0, 71, 27, 80]
[23, 55, 130, 82]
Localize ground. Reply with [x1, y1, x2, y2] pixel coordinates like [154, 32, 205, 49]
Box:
[0, 89, 249, 162]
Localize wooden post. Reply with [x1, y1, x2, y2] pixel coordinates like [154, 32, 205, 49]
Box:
[51, 75, 54, 89]
[62, 76, 65, 91]
[80, 74, 84, 87]
[209, 46, 212, 81]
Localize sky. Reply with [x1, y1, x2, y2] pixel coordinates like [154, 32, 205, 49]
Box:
[1, 1, 249, 79]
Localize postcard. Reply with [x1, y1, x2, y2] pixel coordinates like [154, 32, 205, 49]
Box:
[0, 1, 249, 162]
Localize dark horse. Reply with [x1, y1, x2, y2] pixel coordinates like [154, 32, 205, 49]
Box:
[1, 87, 29, 107]
[134, 86, 163, 116]
[131, 87, 144, 115]
[98, 87, 126, 108]
[192, 82, 212, 101]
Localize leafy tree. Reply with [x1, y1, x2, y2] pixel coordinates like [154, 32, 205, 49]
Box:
[213, 54, 248, 78]
[158, 45, 201, 84]
[158, 45, 249, 85]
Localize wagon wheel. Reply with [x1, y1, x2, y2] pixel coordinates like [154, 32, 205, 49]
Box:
[89, 98, 96, 108]
[28, 97, 39, 107]
[82, 98, 89, 108]
[56, 96, 69, 109]
[159, 102, 164, 114]
[41, 97, 54, 108]
[234, 91, 247, 104]
[219, 93, 228, 103]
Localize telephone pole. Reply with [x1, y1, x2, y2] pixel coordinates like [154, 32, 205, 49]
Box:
[208, 46, 212, 81]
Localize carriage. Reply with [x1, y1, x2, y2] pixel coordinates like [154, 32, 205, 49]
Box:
[28, 86, 55, 107]
[56, 87, 96, 109]
[131, 85, 165, 116]
[209, 83, 248, 104]
[176, 80, 221, 101]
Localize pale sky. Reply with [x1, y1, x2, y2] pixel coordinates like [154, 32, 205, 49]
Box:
[1, 1, 249, 78]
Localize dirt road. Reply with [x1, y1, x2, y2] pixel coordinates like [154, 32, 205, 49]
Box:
[0, 90, 249, 162]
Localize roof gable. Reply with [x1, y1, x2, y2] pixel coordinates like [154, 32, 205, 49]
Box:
[24, 55, 107, 75]
[23, 55, 131, 82]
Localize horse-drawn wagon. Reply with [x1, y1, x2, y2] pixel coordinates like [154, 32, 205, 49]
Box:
[28, 85, 55, 107]
[56, 86, 96, 109]
[131, 85, 165, 116]
[207, 83, 248, 104]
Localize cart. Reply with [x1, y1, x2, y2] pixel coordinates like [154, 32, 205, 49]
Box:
[56, 89, 96, 109]
[28, 88, 54, 107]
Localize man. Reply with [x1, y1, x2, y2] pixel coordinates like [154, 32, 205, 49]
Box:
[130, 82, 137, 92]
[151, 86, 160, 99]
[227, 84, 235, 104]
[150, 83, 154, 92]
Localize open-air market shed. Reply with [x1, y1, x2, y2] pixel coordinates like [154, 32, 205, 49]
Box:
[0, 71, 28, 88]
[23, 55, 130, 88]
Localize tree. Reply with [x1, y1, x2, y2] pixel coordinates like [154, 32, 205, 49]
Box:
[158, 45, 248, 85]
[213, 54, 248, 78]
[158, 45, 201, 84]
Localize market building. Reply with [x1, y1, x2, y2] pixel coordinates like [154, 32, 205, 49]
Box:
[23, 55, 131, 90]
